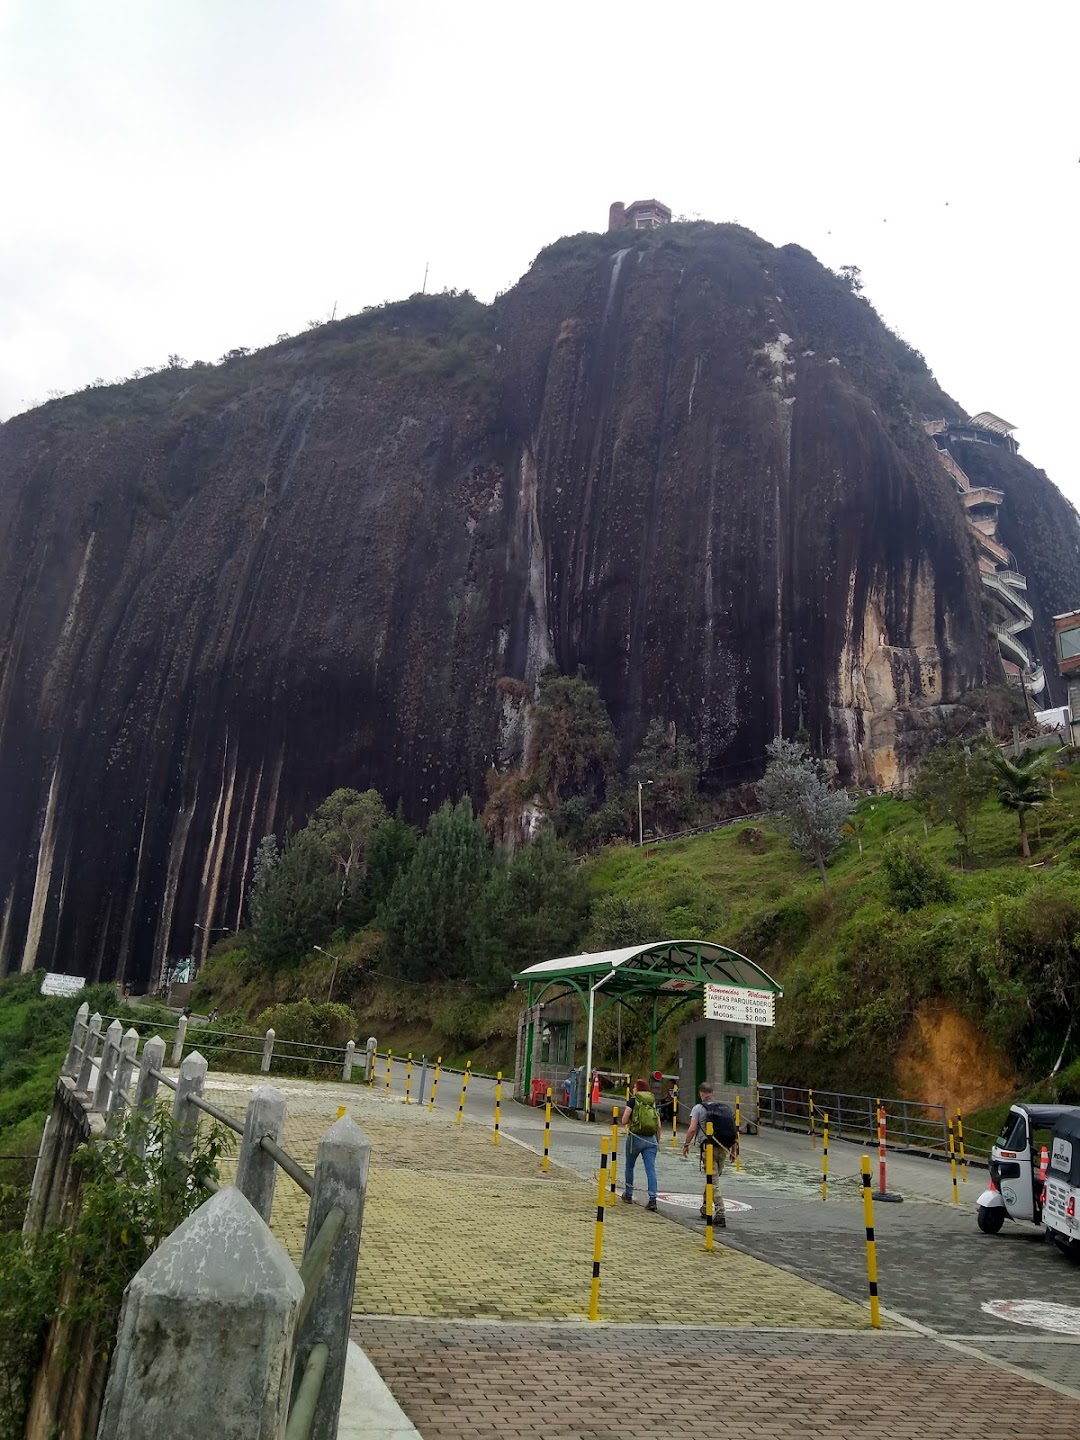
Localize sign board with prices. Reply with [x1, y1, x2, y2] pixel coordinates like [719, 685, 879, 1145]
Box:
[703, 983, 775, 1027]
[40, 973, 86, 998]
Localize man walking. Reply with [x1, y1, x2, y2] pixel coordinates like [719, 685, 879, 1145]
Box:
[682, 1082, 737, 1226]
[621, 1078, 663, 1210]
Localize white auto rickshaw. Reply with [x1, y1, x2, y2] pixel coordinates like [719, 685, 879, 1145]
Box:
[976, 1103, 1080, 1234]
[1042, 1110, 1080, 1258]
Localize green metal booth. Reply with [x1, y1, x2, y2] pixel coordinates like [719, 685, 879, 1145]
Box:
[513, 941, 783, 1117]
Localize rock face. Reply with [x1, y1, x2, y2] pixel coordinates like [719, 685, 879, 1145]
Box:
[1, 222, 1077, 985]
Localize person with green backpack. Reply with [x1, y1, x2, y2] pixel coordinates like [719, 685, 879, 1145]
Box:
[620, 1078, 663, 1210]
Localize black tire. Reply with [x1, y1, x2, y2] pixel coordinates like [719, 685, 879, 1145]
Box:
[977, 1205, 1006, 1234]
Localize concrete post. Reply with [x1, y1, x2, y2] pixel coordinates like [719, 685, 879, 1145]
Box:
[92, 1019, 124, 1115]
[170, 1014, 188, 1068]
[107, 1028, 140, 1136]
[294, 1114, 371, 1438]
[169, 1051, 208, 1166]
[131, 1034, 167, 1156]
[418, 1054, 428, 1106]
[365, 1036, 377, 1083]
[61, 1002, 90, 1079]
[235, 1086, 288, 1224]
[342, 1040, 355, 1082]
[261, 1028, 276, 1074]
[75, 1012, 102, 1096]
[97, 1187, 304, 1440]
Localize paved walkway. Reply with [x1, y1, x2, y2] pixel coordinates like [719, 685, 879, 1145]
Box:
[352, 1320, 1080, 1440]
[205, 1073, 868, 1327]
[196, 1065, 1080, 1437]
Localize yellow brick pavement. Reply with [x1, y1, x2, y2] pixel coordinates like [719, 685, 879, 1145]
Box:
[207, 1078, 873, 1328]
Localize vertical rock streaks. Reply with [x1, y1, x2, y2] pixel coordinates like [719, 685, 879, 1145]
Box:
[1, 226, 1077, 981]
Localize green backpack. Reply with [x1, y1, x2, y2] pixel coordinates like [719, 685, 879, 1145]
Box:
[629, 1091, 659, 1137]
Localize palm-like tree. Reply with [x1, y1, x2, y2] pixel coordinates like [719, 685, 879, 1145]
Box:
[988, 750, 1050, 859]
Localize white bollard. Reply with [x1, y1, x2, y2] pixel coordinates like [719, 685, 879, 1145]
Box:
[171, 1014, 189, 1068]
[342, 1040, 356, 1082]
[261, 1028, 276, 1074]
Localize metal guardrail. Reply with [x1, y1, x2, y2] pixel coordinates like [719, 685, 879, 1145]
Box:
[758, 1083, 949, 1152]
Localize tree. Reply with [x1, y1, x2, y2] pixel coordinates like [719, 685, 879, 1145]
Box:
[754, 738, 853, 891]
[837, 264, 863, 294]
[988, 750, 1050, 860]
[249, 828, 337, 967]
[586, 894, 664, 950]
[471, 832, 590, 991]
[364, 810, 418, 918]
[381, 800, 494, 982]
[527, 670, 617, 810]
[910, 739, 994, 863]
[628, 719, 700, 833]
[306, 788, 388, 921]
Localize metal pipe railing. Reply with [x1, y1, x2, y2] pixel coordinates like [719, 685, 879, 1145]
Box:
[186, 1092, 245, 1136]
[296, 1205, 345, 1326]
[259, 1135, 314, 1197]
[284, 1342, 330, 1440]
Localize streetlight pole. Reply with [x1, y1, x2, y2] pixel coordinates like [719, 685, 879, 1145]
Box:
[314, 945, 342, 1004]
[637, 779, 653, 847]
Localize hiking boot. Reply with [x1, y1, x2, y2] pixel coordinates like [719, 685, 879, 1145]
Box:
[621, 1192, 634, 1204]
[646, 1199, 658, 1212]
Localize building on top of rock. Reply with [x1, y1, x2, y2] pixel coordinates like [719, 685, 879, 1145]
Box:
[608, 198, 672, 232]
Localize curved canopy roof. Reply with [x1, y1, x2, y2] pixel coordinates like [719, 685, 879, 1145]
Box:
[516, 940, 782, 1000]
[968, 411, 1017, 437]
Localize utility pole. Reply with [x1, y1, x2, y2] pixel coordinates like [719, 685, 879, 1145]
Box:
[637, 779, 653, 847]
[422, 262, 429, 295]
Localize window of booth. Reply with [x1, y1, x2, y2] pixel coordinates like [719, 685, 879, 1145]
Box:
[724, 1034, 748, 1087]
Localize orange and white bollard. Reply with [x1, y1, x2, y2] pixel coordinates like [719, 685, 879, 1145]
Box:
[875, 1103, 903, 1204]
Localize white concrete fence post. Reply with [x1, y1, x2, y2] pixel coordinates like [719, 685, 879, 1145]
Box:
[261, 1027, 276, 1074]
[132, 1034, 167, 1156]
[97, 1188, 305, 1440]
[169, 1051, 208, 1166]
[75, 1012, 102, 1096]
[171, 1014, 188, 1068]
[293, 1113, 371, 1439]
[342, 1040, 355, 1082]
[235, 1086, 288, 1224]
[365, 1036, 377, 1083]
[61, 1001, 90, 1079]
[106, 1028, 140, 1136]
[92, 1019, 124, 1115]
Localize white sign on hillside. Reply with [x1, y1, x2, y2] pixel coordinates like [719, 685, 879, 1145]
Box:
[40, 972, 86, 998]
[703, 983, 776, 1028]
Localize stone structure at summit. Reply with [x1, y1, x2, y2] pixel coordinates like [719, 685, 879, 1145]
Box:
[2, 217, 1079, 986]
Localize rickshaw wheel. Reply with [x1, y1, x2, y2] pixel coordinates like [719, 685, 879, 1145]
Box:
[977, 1205, 1006, 1234]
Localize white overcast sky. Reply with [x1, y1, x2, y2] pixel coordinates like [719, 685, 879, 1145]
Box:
[2, 1, 1077, 501]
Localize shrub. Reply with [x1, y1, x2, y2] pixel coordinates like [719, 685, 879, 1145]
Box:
[881, 839, 954, 912]
[254, 999, 357, 1076]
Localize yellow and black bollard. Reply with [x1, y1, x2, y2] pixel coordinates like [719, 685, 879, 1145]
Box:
[494, 1070, 502, 1145]
[336, 1104, 347, 1120]
[671, 1081, 679, 1152]
[860, 1155, 881, 1328]
[821, 1112, 829, 1201]
[588, 1137, 609, 1320]
[948, 1119, 959, 1204]
[957, 1110, 968, 1182]
[385, 1049, 392, 1095]
[608, 1106, 619, 1205]
[809, 1087, 816, 1147]
[704, 1120, 716, 1253]
[543, 1085, 552, 1174]
[428, 1056, 442, 1113]
[735, 1095, 742, 1172]
[404, 1052, 413, 1105]
[456, 1060, 471, 1127]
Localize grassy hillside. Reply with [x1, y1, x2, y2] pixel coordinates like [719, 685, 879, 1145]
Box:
[591, 767, 1080, 1106]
